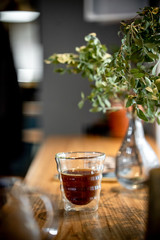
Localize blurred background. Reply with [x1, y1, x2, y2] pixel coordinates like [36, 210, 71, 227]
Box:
[0, 0, 160, 176]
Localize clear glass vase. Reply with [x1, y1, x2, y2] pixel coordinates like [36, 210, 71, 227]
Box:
[115, 110, 160, 190]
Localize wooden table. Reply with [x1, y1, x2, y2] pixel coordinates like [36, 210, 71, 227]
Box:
[25, 135, 160, 240]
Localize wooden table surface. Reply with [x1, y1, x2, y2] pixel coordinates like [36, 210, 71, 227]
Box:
[25, 135, 160, 240]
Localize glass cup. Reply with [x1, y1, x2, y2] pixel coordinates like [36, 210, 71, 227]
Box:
[0, 176, 54, 240]
[55, 151, 106, 212]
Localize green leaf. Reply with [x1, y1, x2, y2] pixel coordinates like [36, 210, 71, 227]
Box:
[155, 79, 160, 90]
[151, 95, 158, 100]
[104, 98, 111, 108]
[90, 107, 102, 112]
[144, 43, 156, 48]
[78, 100, 84, 109]
[130, 68, 140, 73]
[134, 38, 143, 47]
[147, 52, 158, 60]
[81, 92, 85, 99]
[132, 72, 145, 78]
[145, 87, 153, 92]
[157, 117, 160, 125]
[152, 59, 160, 75]
[131, 51, 144, 63]
[145, 77, 151, 85]
[126, 98, 135, 107]
[137, 108, 148, 121]
[55, 68, 66, 74]
[97, 96, 105, 108]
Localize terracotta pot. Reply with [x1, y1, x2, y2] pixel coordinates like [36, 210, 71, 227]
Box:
[107, 108, 129, 137]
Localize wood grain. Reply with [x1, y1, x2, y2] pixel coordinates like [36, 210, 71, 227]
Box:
[25, 135, 160, 240]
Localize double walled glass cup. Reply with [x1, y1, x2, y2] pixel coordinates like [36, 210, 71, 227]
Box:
[55, 151, 105, 212]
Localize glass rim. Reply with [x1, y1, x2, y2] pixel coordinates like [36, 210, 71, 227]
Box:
[55, 151, 106, 160]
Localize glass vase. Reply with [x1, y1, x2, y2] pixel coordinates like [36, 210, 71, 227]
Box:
[115, 109, 160, 190]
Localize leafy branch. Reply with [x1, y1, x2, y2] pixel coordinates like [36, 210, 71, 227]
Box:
[45, 7, 160, 124]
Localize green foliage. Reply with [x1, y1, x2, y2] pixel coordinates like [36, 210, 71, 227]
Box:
[45, 7, 160, 124]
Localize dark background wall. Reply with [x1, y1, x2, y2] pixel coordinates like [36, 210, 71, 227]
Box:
[39, 0, 121, 136]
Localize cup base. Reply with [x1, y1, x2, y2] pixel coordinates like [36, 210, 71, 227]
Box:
[63, 198, 99, 212]
[118, 177, 147, 190]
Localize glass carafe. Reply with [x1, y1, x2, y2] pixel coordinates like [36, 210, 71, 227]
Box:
[115, 110, 160, 190]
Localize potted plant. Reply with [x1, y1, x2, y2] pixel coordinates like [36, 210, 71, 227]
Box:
[45, 6, 160, 189]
